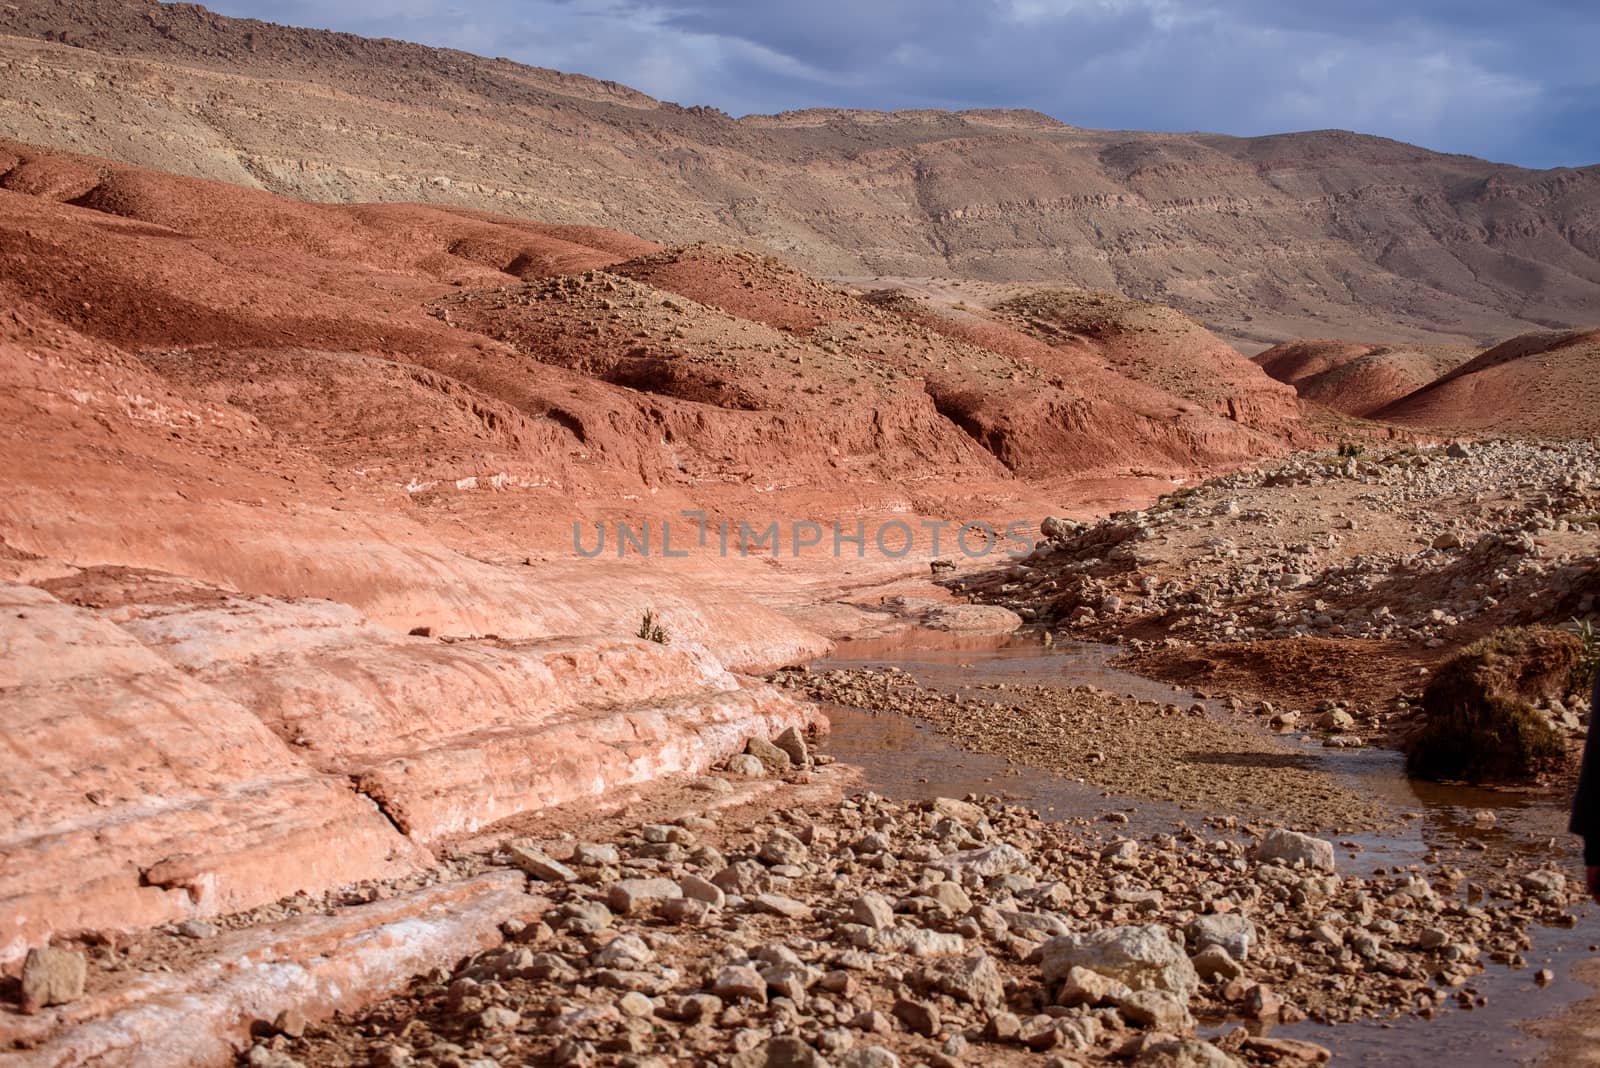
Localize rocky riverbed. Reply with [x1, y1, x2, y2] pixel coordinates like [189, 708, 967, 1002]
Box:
[987, 440, 1599, 648]
[11, 437, 1599, 1067]
[242, 737, 1580, 1068]
[938, 441, 1600, 759]
[785, 667, 1389, 832]
[219, 437, 1600, 1068]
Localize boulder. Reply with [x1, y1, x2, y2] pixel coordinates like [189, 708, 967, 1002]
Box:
[859, 928, 966, 956]
[752, 894, 812, 919]
[772, 726, 810, 767]
[912, 953, 1005, 1009]
[1243, 983, 1285, 1019]
[850, 892, 895, 930]
[678, 874, 726, 908]
[1133, 1038, 1244, 1067]
[1184, 914, 1258, 960]
[1041, 516, 1080, 542]
[1190, 945, 1243, 981]
[891, 997, 941, 1037]
[557, 901, 614, 934]
[506, 844, 577, 883]
[712, 965, 768, 1003]
[930, 797, 986, 824]
[1057, 964, 1131, 1007]
[1040, 925, 1199, 998]
[20, 948, 86, 1013]
[929, 843, 1030, 879]
[607, 878, 682, 915]
[572, 842, 620, 866]
[758, 829, 809, 867]
[728, 753, 767, 778]
[1118, 988, 1195, 1033]
[1242, 1036, 1332, 1063]
[928, 881, 972, 915]
[1317, 709, 1356, 732]
[593, 934, 653, 968]
[746, 737, 793, 775]
[1255, 829, 1336, 873]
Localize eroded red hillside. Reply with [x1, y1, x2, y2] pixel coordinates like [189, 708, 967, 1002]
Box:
[1377, 329, 1600, 437]
[1256, 339, 1476, 418]
[0, 139, 1312, 972]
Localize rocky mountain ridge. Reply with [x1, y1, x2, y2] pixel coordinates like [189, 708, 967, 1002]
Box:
[1, 0, 1598, 348]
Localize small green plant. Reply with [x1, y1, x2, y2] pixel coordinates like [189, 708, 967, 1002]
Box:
[1337, 441, 1365, 458]
[637, 609, 669, 645]
[1574, 617, 1599, 693]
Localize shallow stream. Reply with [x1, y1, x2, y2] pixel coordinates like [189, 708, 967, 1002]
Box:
[814, 631, 1599, 1066]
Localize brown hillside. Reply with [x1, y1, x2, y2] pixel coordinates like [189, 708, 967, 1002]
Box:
[1376, 329, 1600, 437]
[1256, 339, 1477, 417]
[0, 0, 1597, 348]
[996, 289, 1302, 433]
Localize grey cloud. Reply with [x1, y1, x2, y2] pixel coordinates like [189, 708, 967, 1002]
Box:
[207, 0, 1600, 167]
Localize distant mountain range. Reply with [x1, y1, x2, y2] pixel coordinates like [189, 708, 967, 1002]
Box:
[1, 0, 1596, 349]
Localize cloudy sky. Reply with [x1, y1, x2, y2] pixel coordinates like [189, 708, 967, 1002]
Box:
[208, 0, 1598, 168]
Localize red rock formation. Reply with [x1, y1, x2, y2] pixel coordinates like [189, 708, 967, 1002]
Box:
[1256, 339, 1476, 418]
[0, 139, 1303, 966]
[1376, 329, 1600, 437]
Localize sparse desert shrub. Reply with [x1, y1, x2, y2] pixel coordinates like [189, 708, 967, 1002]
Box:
[1404, 626, 1580, 783]
[1153, 485, 1201, 513]
[1574, 618, 1600, 694]
[1377, 444, 1424, 464]
[637, 609, 669, 645]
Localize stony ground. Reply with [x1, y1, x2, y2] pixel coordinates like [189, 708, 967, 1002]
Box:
[233, 441, 1600, 1068]
[785, 667, 1390, 833]
[246, 748, 1580, 1068]
[14, 436, 1600, 1068]
[944, 440, 1600, 747]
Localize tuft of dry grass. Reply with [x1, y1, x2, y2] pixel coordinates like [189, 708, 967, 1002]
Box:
[1405, 626, 1579, 783]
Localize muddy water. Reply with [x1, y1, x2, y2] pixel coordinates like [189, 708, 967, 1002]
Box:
[815, 631, 1600, 1066]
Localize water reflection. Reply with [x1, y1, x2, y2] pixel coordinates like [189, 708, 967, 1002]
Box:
[813, 631, 1599, 1066]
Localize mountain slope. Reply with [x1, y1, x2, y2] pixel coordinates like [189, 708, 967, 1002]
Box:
[0, 0, 1597, 349]
[1255, 339, 1477, 418]
[1376, 329, 1600, 437]
[0, 136, 1313, 955]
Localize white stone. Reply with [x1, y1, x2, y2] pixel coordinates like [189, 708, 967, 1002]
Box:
[1040, 925, 1199, 998]
[1255, 829, 1336, 872]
